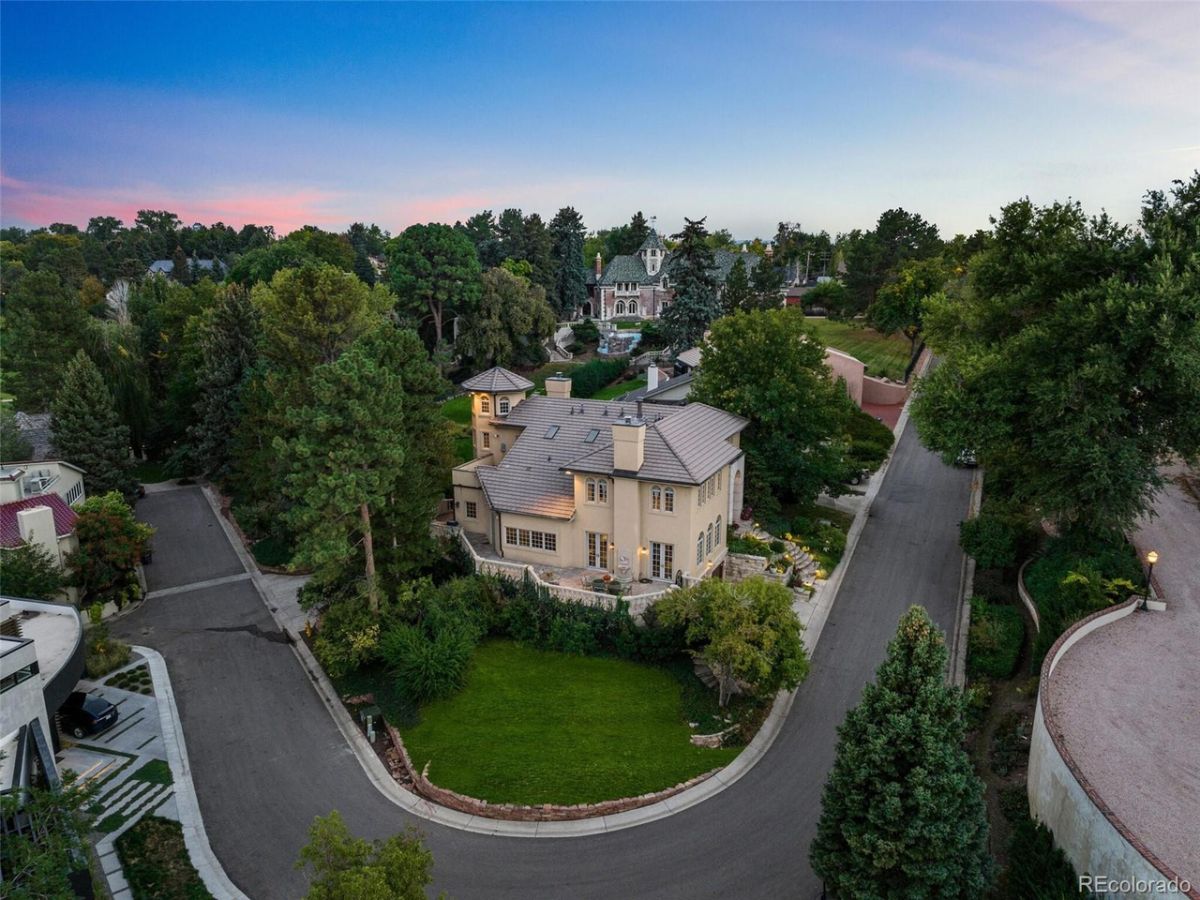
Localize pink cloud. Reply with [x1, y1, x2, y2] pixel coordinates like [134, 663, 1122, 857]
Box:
[0, 170, 345, 233]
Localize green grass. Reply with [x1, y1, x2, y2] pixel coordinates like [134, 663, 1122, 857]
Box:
[132, 460, 171, 484]
[590, 374, 646, 401]
[615, 321, 642, 330]
[117, 816, 213, 900]
[95, 811, 129, 834]
[805, 317, 913, 382]
[440, 394, 472, 425]
[402, 640, 739, 805]
[130, 758, 173, 786]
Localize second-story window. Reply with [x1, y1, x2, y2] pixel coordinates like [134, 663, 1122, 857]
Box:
[586, 478, 596, 502]
[480, 395, 490, 414]
[598, 479, 608, 503]
[498, 397, 510, 415]
[696, 533, 704, 566]
[706, 523, 713, 555]
[716, 516, 722, 544]
[651, 486, 662, 511]
[664, 487, 675, 512]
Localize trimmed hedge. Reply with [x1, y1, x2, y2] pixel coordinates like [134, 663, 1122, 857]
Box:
[966, 598, 1024, 680]
[569, 356, 631, 399]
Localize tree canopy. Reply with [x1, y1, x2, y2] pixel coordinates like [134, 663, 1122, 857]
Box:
[456, 266, 556, 369]
[387, 223, 482, 350]
[912, 174, 1200, 533]
[296, 811, 436, 900]
[53, 350, 137, 497]
[662, 217, 720, 351]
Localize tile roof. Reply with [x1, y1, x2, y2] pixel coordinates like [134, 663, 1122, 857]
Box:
[595, 248, 760, 288]
[637, 230, 667, 253]
[460, 367, 534, 393]
[0, 495, 78, 548]
[147, 258, 223, 275]
[470, 396, 744, 519]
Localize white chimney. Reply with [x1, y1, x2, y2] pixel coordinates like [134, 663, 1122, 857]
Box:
[647, 366, 659, 391]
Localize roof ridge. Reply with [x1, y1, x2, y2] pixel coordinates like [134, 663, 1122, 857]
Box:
[649, 415, 700, 482]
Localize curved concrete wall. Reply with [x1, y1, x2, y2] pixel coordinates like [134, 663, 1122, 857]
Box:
[1029, 598, 1197, 899]
[861, 375, 908, 405]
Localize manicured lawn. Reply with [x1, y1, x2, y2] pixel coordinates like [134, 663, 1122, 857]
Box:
[401, 640, 739, 805]
[805, 317, 913, 382]
[591, 374, 646, 400]
[133, 460, 172, 484]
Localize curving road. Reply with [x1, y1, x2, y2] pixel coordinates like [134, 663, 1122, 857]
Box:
[112, 422, 971, 899]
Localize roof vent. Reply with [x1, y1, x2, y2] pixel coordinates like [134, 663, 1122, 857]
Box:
[602, 407, 608, 417]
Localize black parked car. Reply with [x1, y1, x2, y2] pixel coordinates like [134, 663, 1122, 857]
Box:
[59, 691, 119, 739]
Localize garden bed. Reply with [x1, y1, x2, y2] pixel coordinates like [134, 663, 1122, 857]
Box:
[116, 816, 211, 900]
[398, 640, 739, 806]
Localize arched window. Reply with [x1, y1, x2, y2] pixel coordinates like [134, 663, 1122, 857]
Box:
[616, 300, 626, 315]
[498, 397, 510, 415]
[586, 478, 596, 502]
[716, 516, 722, 544]
[598, 479, 608, 503]
[629, 301, 638, 316]
[696, 533, 705, 566]
[664, 487, 675, 512]
[706, 524, 713, 555]
[480, 395, 490, 414]
[651, 486, 662, 511]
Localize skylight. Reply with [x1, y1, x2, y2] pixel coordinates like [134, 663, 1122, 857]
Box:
[584, 429, 599, 443]
[544, 425, 560, 439]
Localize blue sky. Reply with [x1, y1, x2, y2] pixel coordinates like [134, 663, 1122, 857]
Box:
[2, 1, 1197, 238]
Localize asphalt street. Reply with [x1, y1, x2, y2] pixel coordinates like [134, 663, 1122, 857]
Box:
[113, 422, 971, 900]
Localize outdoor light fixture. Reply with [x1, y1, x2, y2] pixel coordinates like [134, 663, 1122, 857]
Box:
[1142, 550, 1159, 609]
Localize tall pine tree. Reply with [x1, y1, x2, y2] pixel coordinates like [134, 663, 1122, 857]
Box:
[748, 255, 785, 310]
[549, 206, 587, 318]
[810, 605, 992, 898]
[52, 351, 137, 497]
[189, 286, 260, 478]
[722, 255, 752, 314]
[662, 217, 720, 351]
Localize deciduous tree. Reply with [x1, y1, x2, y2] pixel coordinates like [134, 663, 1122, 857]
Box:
[296, 811, 436, 900]
[67, 492, 154, 606]
[811, 605, 991, 897]
[656, 576, 808, 706]
[457, 267, 556, 368]
[0, 542, 64, 601]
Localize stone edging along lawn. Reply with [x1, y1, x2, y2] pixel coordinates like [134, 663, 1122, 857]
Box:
[381, 720, 721, 822]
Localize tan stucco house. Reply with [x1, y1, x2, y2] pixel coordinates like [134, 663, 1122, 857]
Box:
[452, 367, 748, 585]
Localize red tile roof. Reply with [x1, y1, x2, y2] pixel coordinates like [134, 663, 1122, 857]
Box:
[0, 495, 78, 548]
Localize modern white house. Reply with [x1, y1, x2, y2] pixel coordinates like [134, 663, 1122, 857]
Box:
[451, 367, 748, 587]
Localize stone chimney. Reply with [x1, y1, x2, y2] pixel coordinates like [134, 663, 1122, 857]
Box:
[612, 415, 646, 472]
[545, 374, 572, 400]
[594, 253, 603, 277]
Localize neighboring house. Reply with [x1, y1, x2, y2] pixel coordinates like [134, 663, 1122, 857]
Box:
[452, 367, 748, 584]
[0, 461, 87, 573]
[582, 230, 760, 321]
[0, 596, 86, 810]
[146, 258, 225, 279]
[12, 412, 55, 462]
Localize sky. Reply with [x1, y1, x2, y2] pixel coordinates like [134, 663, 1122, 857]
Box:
[1, 1, 1198, 239]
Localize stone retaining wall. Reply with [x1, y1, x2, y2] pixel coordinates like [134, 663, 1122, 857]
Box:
[381, 723, 719, 822]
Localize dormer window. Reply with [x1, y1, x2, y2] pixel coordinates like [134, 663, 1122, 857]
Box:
[498, 397, 510, 415]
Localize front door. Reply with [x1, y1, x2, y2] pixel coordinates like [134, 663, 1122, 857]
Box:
[586, 532, 609, 569]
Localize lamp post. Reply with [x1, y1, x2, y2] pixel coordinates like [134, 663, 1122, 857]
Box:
[1144, 550, 1159, 607]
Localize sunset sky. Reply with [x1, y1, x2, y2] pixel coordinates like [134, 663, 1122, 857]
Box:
[2, 1, 1197, 238]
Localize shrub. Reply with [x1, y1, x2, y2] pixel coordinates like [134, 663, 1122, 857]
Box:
[68, 492, 154, 607]
[570, 318, 600, 345]
[962, 680, 992, 731]
[116, 816, 212, 900]
[379, 622, 475, 702]
[637, 319, 668, 350]
[994, 816, 1091, 899]
[727, 535, 772, 557]
[967, 598, 1024, 680]
[842, 403, 895, 475]
[569, 356, 630, 398]
[960, 506, 1030, 570]
[768, 539, 786, 554]
[1026, 530, 1143, 663]
[313, 597, 381, 679]
[85, 625, 132, 678]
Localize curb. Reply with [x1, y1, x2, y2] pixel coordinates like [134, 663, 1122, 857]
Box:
[949, 467, 983, 686]
[135, 647, 249, 900]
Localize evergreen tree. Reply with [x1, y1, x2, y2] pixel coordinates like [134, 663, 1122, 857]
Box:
[522, 212, 555, 291]
[810, 605, 992, 898]
[748, 255, 785, 310]
[722, 255, 752, 313]
[549, 206, 588, 318]
[496, 207, 527, 262]
[0, 542, 64, 600]
[3, 271, 91, 408]
[386, 224, 482, 349]
[170, 245, 192, 284]
[627, 211, 651, 252]
[0, 408, 34, 463]
[189, 287, 260, 478]
[662, 217, 720, 351]
[52, 351, 136, 497]
[276, 328, 446, 613]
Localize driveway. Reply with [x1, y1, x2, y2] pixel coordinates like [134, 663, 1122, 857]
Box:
[113, 428, 971, 900]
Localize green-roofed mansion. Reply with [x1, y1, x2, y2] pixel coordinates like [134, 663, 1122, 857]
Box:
[581, 230, 761, 321]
